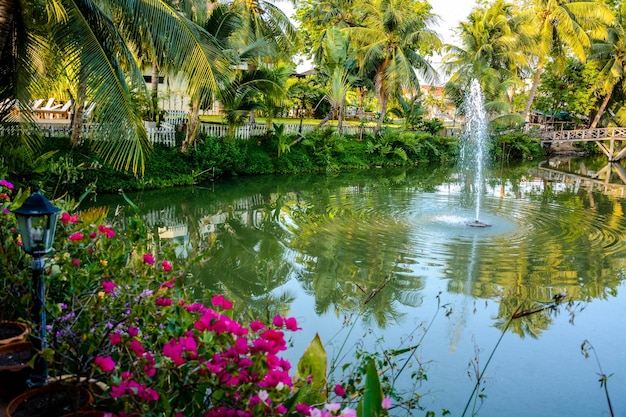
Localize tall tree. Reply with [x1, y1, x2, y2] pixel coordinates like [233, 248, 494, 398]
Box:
[588, 13, 626, 128]
[346, 0, 441, 133]
[443, 0, 532, 106]
[521, 0, 614, 120]
[316, 27, 357, 132]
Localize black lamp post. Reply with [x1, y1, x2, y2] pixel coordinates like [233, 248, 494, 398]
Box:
[12, 188, 60, 386]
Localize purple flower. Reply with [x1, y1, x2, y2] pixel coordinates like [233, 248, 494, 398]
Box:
[0, 179, 14, 189]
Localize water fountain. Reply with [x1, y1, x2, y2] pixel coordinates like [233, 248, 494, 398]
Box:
[459, 79, 491, 227]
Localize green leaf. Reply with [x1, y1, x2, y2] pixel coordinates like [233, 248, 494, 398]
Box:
[294, 333, 328, 405]
[357, 358, 384, 417]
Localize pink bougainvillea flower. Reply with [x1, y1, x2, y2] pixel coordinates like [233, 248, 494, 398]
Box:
[211, 294, 233, 310]
[68, 232, 84, 241]
[284, 317, 301, 331]
[250, 320, 265, 332]
[325, 403, 341, 413]
[295, 404, 311, 415]
[2, 208, 9, 215]
[110, 333, 122, 345]
[341, 408, 357, 417]
[155, 297, 172, 307]
[98, 224, 115, 238]
[72, 259, 80, 266]
[272, 315, 284, 327]
[94, 355, 116, 372]
[160, 277, 177, 288]
[382, 397, 392, 409]
[127, 326, 139, 337]
[143, 253, 155, 265]
[129, 340, 145, 358]
[161, 259, 172, 272]
[333, 384, 346, 397]
[60, 212, 80, 223]
[102, 281, 116, 294]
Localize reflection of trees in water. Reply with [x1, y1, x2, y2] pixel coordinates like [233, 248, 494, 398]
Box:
[99, 164, 626, 337]
[287, 206, 424, 329]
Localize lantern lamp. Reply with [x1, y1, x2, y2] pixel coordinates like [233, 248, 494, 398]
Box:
[12, 187, 60, 386]
[12, 188, 60, 257]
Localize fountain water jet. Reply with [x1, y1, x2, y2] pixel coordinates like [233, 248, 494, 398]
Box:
[459, 80, 491, 228]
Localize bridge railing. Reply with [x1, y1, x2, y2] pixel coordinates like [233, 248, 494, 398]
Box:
[548, 127, 626, 142]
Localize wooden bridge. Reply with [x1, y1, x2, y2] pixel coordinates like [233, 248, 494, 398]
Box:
[536, 161, 626, 197]
[541, 127, 626, 161]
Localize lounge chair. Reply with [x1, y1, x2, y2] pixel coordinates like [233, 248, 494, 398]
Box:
[30, 99, 44, 110]
[34, 98, 58, 118]
[46, 100, 73, 119]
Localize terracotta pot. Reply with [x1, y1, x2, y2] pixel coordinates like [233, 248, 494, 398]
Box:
[0, 321, 30, 346]
[0, 341, 33, 396]
[6, 382, 94, 417]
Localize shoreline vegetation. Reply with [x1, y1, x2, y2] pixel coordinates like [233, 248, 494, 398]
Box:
[10, 124, 547, 198]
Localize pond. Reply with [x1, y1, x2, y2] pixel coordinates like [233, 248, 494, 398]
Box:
[92, 157, 626, 417]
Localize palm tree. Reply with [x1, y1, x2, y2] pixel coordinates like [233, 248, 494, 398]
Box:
[443, 0, 532, 105]
[226, 0, 298, 125]
[521, 0, 614, 121]
[346, 0, 441, 133]
[315, 27, 357, 132]
[589, 17, 626, 128]
[0, 0, 233, 175]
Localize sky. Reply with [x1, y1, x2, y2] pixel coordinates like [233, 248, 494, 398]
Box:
[430, 0, 479, 43]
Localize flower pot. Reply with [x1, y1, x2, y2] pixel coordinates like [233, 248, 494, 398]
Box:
[0, 321, 30, 346]
[0, 341, 33, 397]
[6, 382, 94, 417]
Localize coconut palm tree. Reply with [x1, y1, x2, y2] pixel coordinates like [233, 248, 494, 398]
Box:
[521, 0, 614, 121]
[346, 0, 441, 133]
[588, 16, 626, 127]
[0, 0, 233, 175]
[443, 0, 532, 105]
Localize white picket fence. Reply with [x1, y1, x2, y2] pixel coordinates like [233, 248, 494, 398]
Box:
[199, 122, 377, 139]
[0, 118, 381, 148]
[0, 122, 178, 147]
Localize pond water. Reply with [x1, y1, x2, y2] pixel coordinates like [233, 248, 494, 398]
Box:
[93, 157, 626, 417]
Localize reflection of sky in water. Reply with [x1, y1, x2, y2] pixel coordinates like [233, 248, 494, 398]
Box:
[276, 272, 626, 417]
[270, 178, 626, 416]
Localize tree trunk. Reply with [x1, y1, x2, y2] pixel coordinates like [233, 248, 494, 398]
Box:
[318, 106, 335, 127]
[356, 87, 365, 119]
[522, 60, 544, 121]
[374, 59, 390, 134]
[70, 81, 87, 145]
[337, 96, 345, 134]
[151, 61, 159, 121]
[590, 85, 614, 128]
[181, 99, 200, 153]
[0, 0, 15, 62]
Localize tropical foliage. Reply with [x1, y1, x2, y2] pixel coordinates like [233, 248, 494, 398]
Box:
[3, 0, 626, 179]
